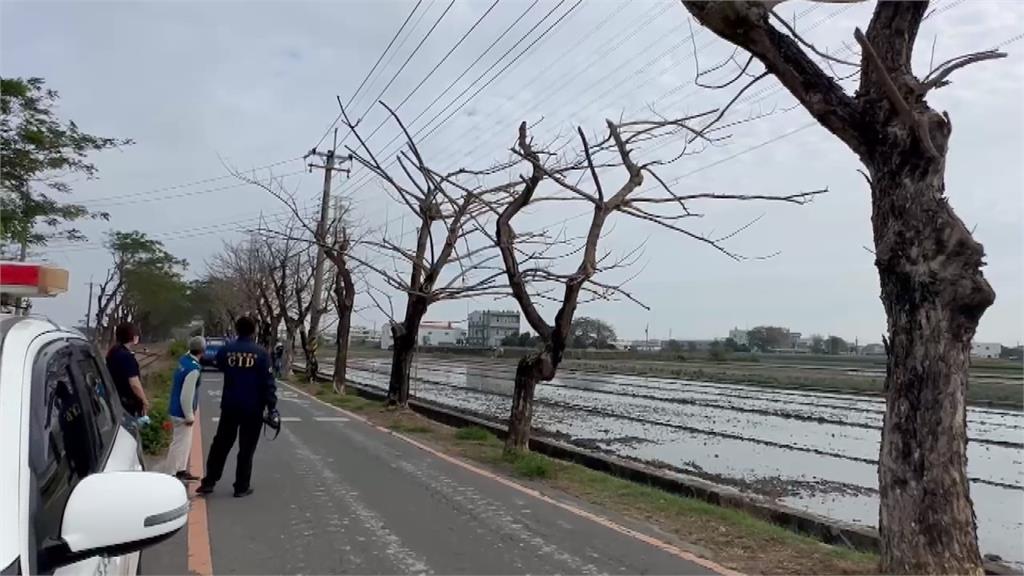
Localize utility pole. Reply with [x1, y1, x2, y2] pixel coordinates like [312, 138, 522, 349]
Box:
[303, 129, 350, 380]
[85, 280, 95, 332]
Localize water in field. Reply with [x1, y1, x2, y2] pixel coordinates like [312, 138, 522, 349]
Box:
[332, 357, 1024, 567]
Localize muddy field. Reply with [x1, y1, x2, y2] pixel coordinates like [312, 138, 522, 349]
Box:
[332, 356, 1023, 567]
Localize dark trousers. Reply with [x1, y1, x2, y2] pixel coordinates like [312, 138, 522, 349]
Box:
[202, 409, 262, 491]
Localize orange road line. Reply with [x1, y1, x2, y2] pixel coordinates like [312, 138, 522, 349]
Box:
[285, 383, 741, 576]
[187, 413, 213, 576]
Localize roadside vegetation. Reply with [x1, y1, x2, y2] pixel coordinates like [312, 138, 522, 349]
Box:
[294, 381, 878, 575]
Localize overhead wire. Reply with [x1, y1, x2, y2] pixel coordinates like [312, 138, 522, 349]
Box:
[313, 0, 425, 150]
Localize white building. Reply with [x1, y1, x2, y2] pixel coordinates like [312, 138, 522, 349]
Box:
[348, 325, 375, 344]
[467, 310, 520, 347]
[971, 342, 1001, 359]
[379, 321, 465, 349]
[728, 328, 748, 346]
[418, 321, 465, 347]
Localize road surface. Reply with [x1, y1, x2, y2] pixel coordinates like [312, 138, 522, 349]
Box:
[144, 373, 726, 575]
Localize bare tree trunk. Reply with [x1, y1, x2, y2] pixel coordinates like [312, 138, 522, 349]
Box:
[281, 327, 297, 378]
[333, 301, 353, 394]
[387, 297, 427, 407]
[872, 156, 993, 575]
[505, 357, 540, 453]
[504, 347, 560, 454]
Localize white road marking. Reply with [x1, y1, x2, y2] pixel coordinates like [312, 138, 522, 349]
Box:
[314, 416, 350, 422]
[280, 416, 302, 422]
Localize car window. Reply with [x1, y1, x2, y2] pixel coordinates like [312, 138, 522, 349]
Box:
[28, 341, 103, 573]
[73, 345, 118, 460]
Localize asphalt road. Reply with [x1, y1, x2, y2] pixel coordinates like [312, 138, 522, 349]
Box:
[145, 373, 722, 575]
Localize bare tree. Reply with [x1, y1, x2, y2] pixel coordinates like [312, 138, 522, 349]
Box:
[680, 2, 1006, 572]
[489, 114, 823, 453]
[341, 102, 511, 407]
[231, 167, 361, 390]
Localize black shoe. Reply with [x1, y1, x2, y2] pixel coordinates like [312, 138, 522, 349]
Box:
[233, 487, 254, 498]
[196, 483, 215, 495]
[176, 471, 201, 481]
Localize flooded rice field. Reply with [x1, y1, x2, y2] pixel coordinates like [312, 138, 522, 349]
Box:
[337, 356, 1024, 566]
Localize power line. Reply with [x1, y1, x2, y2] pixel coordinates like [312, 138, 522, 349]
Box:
[360, 0, 502, 144]
[73, 156, 302, 205]
[78, 169, 308, 208]
[342, 0, 582, 197]
[313, 0, 425, 150]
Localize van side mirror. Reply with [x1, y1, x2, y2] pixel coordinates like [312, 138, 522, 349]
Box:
[40, 471, 188, 572]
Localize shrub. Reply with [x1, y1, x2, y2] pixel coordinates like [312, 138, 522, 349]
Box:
[455, 426, 493, 442]
[139, 369, 173, 455]
[168, 339, 187, 358]
[505, 451, 553, 478]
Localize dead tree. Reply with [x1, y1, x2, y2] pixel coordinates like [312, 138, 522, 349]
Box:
[341, 102, 510, 407]
[680, 2, 1005, 572]
[232, 167, 360, 389]
[490, 113, 824, 454]
[210, 235, 279, 345]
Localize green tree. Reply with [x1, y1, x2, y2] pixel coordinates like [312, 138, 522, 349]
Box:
[0, 77, 132, 257]
[94, 231, 187, 343]
[809, 334, 827, 354]
[568, 317, 617, 349]
[747, 326, 790, 351]
[827, 335, 849, 355]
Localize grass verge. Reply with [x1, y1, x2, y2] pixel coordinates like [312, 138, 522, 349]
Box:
[139, 367, 174, 455]
[297, 381, 879, 575]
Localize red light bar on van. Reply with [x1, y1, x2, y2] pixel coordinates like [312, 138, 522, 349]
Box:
[0, 262, 69, 297]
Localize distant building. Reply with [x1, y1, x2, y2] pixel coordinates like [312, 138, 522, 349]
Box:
[860, 343, 886, 356]
[971, 342, 1001, 359]
[379, 321, 465, 349]
[348, 325, 375, 344]
[418, 321, 465, 347]
[788, 332, 802, 349]
[630, 339, 662, 352]
[728, 328, 748, 346]
[467, 310, 520, 347]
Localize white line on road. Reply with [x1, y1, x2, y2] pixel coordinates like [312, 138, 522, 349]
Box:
[313, 416, 350, 422]
[280, 416, 302, 422]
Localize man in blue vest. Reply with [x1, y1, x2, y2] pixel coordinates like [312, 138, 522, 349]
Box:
[198, 316, 278, 497]
[166, 336, 205, 480]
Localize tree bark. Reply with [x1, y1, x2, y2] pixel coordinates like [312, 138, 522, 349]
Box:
[505, 358, 540, 453]
[504, 346, 559, 454]
[281, 327, 297, 378]
[333, 290, 354, 395]
[870, 152, 993, 575]
[386, 295, 427, 407]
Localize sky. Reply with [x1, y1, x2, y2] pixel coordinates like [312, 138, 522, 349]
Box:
[2, 0, 1022, 345]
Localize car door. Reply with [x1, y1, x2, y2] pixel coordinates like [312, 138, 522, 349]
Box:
[26, 340, 103, 576]
[69, 342, 143, 576]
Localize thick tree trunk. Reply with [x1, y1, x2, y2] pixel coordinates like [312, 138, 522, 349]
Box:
[871, 152, 993, 575]
[333, 305, 352, 395]
[504, 347, 559, 454]
[505, 358, 540, 453]
[387, 297, 427, 407]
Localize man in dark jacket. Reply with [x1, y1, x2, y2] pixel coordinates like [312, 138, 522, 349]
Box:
[197, 316, 278, 497]
[106, 322, 149, 418]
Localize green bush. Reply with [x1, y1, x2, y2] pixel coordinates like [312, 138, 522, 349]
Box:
[168, 339, 187, 358]
[504, 451, 553, 478]
[140, 369, 173, 455]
